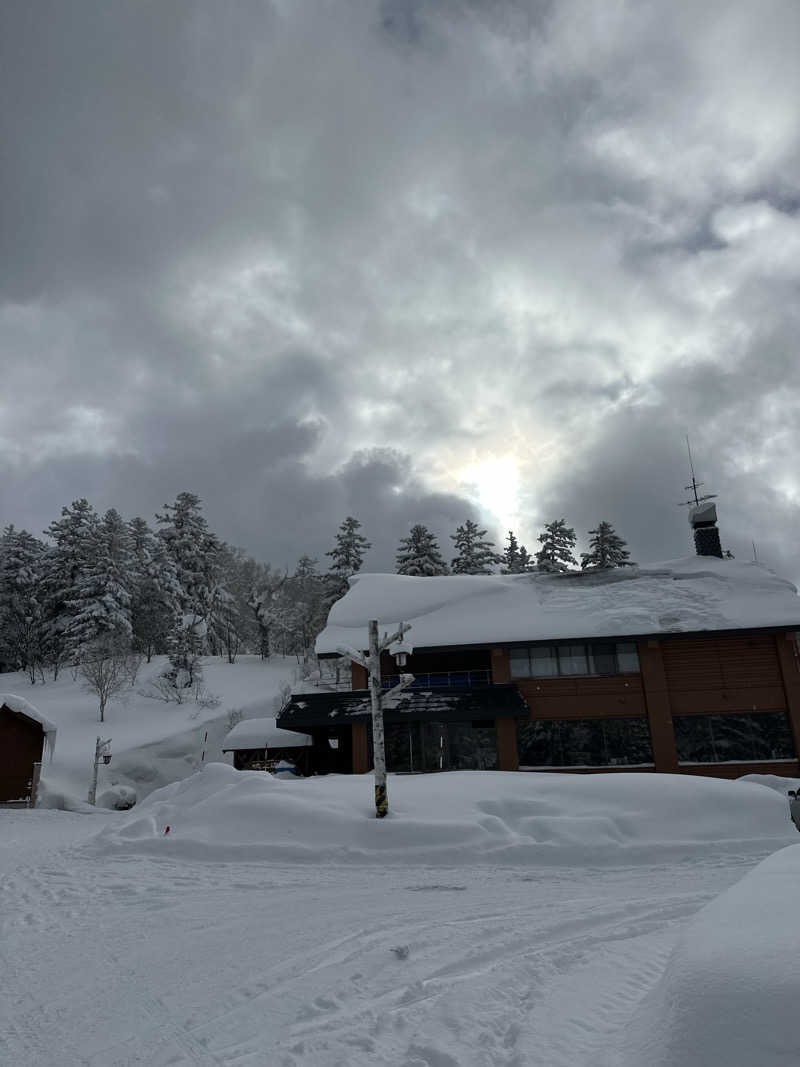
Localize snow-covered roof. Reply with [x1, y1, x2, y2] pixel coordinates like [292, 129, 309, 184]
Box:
[0, 693, 57, 758]
[221, 717, 312, 752]
[315, 556, 800, 655]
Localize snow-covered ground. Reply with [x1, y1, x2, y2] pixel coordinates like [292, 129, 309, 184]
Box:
[1, 655, 297, 808]
[3, 767, 799, 1066]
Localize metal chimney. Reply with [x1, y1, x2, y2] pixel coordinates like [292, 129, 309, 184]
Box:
[689, 501, 723, 558]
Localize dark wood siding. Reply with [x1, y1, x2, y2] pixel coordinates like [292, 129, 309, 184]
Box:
[661, 635, 782, 692]
[517, 676, 646, 720]
[0, 706, 45, 803]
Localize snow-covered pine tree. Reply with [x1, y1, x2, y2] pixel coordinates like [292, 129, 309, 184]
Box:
[156, 492, 223, 626]
[450, 519, 501, 575]
[325, 516, 371, 602]
[128, 516, 182, 661]
[535, 519, 578, 572]
[42, 498, 102, 673]
[580, 521, 634, 569]
[396, 525, 449, 576]
[0, 525, 47, 682]
[65, 509, 133, 656]
[501, 530, 534, 574]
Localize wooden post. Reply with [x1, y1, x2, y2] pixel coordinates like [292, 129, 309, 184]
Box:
[775, 633, 800, 762]
[30, 762, 42, 809]
[490, 647, 512, 684]
[637, 640, 678, 773]
[351, 723, 370, 774]
[496, 717, 519, 771]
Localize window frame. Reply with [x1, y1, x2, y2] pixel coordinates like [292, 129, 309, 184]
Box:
[509, 640, 640, 679]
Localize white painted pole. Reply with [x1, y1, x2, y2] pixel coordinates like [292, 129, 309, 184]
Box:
[88, 735, 101, 806]
[368, 619, 388, 817]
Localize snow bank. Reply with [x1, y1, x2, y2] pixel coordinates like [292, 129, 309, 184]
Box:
[0, 692, 57, 757]
[94, 764, 798, 866]
[619, 844, 800, 1067]
[221, 717, 312, 751]
[317, 556, 800, 653]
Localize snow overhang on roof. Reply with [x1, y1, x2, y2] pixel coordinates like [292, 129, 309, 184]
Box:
[221, 718, 312, 752]
[315, 557, 800, 656]
[0, 693, 57, 759]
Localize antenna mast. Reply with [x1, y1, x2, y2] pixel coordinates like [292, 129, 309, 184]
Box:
[679, 435, 717, 509]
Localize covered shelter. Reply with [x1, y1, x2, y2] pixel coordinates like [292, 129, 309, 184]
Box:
[0, 694, 57, 807]
[222, 718, 315, 776]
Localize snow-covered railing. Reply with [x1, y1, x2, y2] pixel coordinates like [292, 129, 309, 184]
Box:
[380, 669, 493, 690]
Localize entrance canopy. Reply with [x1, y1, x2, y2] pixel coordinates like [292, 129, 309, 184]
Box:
[222, 718, 312, 753]
[277, 684, 527, 732]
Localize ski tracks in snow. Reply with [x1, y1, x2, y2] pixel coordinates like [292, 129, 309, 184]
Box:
[0, 821, 768, 1067]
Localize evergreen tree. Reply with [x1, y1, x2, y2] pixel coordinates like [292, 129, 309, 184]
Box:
[65, 509, 133, 655]
[580, 521, 634, 569]
[396, 525, 449, 576]
[450, 519, 501, 575]
[128, 516, 182, 661]
[501, 530, 533, 574]
[156, 492, 222, 624]
[535, 519, 578, 572]
[42, 498, 102, 670]
[325, 516, 371, 602]
[0, 525, 46, 681]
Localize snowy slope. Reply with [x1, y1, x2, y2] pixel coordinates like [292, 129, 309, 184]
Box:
[619, 843, 800, 1067]
[0, 655, 297, 808]
[317, 556, 800, 654]
[95, 763, 798, 865]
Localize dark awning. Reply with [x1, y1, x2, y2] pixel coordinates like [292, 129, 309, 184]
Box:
[277, 684, 528, 731]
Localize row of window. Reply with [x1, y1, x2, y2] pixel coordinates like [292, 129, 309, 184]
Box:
[511, 642, 640, 679]
[516, 711, 796, 767]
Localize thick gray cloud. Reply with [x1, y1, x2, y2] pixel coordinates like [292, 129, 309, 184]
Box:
[1, 1, 799, 578]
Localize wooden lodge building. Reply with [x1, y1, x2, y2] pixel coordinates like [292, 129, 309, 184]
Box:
[276, 507, 800, 779]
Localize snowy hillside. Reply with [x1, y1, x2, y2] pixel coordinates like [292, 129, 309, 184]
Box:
[1, 655, 297, 808]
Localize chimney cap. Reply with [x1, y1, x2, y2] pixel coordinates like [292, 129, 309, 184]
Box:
[689, 501, 717, 527]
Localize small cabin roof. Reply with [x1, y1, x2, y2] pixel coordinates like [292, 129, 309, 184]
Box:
[221, 717, 313, 752]
[0, 693, 57, 757]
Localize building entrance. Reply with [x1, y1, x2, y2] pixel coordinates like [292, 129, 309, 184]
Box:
[385, 721, 498, 773]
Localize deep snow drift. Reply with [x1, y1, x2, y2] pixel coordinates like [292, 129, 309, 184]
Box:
[96, 763, 799, 865]
[619, 843, 800, 1067]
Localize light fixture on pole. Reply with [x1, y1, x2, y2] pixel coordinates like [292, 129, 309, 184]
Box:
[88, 736, 112, 806]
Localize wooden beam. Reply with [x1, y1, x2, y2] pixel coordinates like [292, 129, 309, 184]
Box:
[637, 640, 678, 773]
[490, 647, 511, 684]
[775, 633, 800, 760]
[496, 716, 519, 771]
[351, 722, 370, 774]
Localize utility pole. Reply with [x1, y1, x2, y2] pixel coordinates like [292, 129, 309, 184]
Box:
[88, 736, 112, 806]
[339, 620, 413, 818]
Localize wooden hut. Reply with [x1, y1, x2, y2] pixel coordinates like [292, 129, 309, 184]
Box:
[222, 718, 314, 776]
[0, 694, 57, 807]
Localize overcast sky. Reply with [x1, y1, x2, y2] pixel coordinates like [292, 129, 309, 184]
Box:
[2, 0, 799, 576]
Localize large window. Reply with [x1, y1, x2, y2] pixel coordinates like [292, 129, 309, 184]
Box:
[511, 641, 640, 678]
[674, 712, 796, 764]
[385, 721, 498, 773]
[517, 717, 654, 767]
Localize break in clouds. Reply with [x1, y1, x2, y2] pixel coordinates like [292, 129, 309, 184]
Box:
[1, 1, 799, 575]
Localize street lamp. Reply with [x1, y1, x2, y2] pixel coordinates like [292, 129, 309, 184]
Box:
[339, 620, 414, 818]
[88, 736, 112, 806]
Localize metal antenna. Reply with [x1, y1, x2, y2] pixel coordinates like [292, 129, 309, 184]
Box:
[679, 435, 717, 508]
